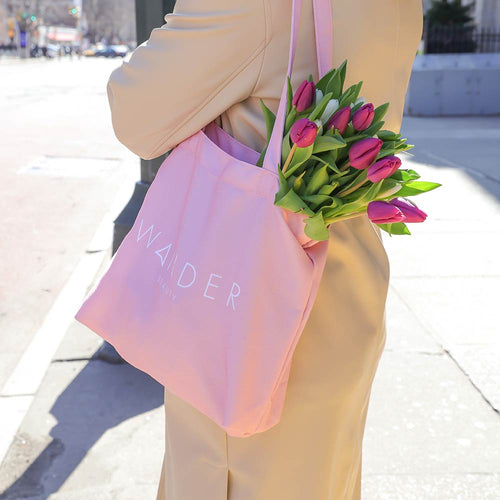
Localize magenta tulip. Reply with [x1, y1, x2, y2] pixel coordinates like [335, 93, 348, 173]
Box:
[367, 201, 406, 224]
[389, 198, 427, 222]
[292, 79, 316, 112]
[325, 106, 351, 135]
[352, 103, 375, 131]
[367, 155, 402, 183]
[290, 118, 318, 148]
[348, 137, 383, 170]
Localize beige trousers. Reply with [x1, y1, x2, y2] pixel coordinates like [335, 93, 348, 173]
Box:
[156, 215, 390, 499]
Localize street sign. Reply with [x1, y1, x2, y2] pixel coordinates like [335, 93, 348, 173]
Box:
[19, 31, 27, 48]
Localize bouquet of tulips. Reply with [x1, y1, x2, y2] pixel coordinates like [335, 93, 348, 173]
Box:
[256, 59, 441, 241]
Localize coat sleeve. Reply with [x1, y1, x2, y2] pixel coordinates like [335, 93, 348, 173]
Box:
[106, 0, 267, 160]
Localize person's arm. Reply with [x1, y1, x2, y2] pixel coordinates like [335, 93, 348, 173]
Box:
[107, 0, 267, 160]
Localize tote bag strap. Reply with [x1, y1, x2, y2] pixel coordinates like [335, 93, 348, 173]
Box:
[262, 0, 334, 175]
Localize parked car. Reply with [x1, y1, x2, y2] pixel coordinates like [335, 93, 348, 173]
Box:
[83, 47, 96, 57]
[94, 45, 128, 58]
[46, 44, 59, 58]
[111, 44, 129, 57]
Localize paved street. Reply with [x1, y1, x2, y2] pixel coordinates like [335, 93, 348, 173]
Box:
[0, 57, 499, 499]
[0, 57, 137, 390]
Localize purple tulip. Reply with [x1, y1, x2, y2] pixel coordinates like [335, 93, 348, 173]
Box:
[367, 155, 402, 183]
[348, 137, 383, 170]
[389, 198, 427, 222]
[367, 201, 406, 224]
[290, 118, 318, 148]
[352, 102, 375, 131]
[325, 106, 351, 135]
[292, 79, 316, 112]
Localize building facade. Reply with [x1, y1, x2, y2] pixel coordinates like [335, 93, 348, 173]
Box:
[0, 0, 135, 47]
[423, 0, 500, 30]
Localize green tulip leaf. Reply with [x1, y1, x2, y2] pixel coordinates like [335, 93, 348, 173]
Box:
[286, 75, 293, 116]
[320, 199, 344, 219]
[304, 164, 329, 195]
[377, 129, 401, 141]
[338, 59, 348, 90]
[319, 196, 343, 212]
[360, 120, 384, 137]
[344, 133, 368, 144]
[314, 150, 344, 174]
[316, 68, 336, 93]
[283, 143, 314, 179]
[312, 135, 346, 154]
[352, 81, 363, 103]
[260, 98, 276, 142]
[308, 92, 333, 121]
[381, 140, 396, 151]
[390, 169, 421, 182]
[377, 222, 411, 236]
[302, 194, 333, 210]
[284, 107, 297, 135]
[373, 102, 390, 123]
[337, 168, 368, 195]
[350, 101, 364, 114]
[256, 143, 267, 168]
[357, 179, 384, 203]
[318, 184, 335, 196]
[395, 181, 442, 197]
[339, 81, 362, 108]
[343, 123, 355, 138]
[292, 171, 307, 195]
[304, 212, 330, 241]
[326, 70, 342, 98]
[374, 178, 403, 200]
[274, 185, 315, 216]
[276, 166, 290, 199]
[281, 130, 292, 165]
[330, 198, 366, 217]
[336, 169, 359, 187]
[376, 148, 399, 161]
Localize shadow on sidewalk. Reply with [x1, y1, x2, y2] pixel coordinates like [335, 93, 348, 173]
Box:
[0, 354, 163, 499]
[401, 115, 500, 204]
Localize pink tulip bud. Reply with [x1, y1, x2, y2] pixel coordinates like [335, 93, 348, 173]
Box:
[292, 80, 316, 112]
[290, 118, 318, 148]
[352, 103, 375, 131]
[367, 200, 406, 224]
[389, 198, 427, 222]
[325, 106, 351, 135]
[367, 155, 402, 183]
[348, 137, 383, 170]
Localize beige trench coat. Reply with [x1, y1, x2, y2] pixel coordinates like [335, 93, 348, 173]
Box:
[106, 0, 423, 498]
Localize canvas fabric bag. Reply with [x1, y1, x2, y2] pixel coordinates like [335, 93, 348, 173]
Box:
[75, 0, 334, 438]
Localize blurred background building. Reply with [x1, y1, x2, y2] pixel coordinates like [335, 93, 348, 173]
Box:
[0, 0, 135, 54]
[423, 0, 500, 30]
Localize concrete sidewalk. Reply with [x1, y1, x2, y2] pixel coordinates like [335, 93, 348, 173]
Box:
[0, 115, 499, 499]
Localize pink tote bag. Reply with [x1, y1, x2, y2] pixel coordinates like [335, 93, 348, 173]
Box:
[75, 0, 334, 438]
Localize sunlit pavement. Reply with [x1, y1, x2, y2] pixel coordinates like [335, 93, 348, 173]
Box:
[0, 57, 499, 499]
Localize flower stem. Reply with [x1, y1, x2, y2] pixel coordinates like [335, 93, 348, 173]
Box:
[338, 178, 368, 198]
[324, 211, 365, 225]
[282, 143, 297, 174]
[339, 159, 350, 171]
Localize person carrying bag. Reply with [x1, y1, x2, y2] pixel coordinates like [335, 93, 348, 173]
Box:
[76, 0, 423, 498]
[75, 0, 331, 438]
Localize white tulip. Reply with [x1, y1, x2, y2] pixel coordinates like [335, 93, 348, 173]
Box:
[315, 88, 324, 104]
[319, 98, 339, 124]
[350, 96, 367, 108]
